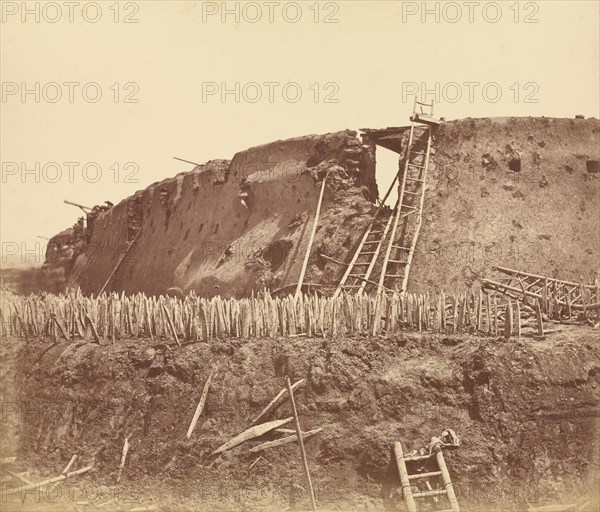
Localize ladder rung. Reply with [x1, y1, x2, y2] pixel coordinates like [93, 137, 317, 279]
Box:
[388, 259, 406, 265]
[363, 241, 380, 245]
[361, 251, 376, 255]
[352, 262, 370, 266]
[406, 177, 423, 182]
[401, 204, 417, 210]
[403, 191, 420, 195]
[409, 151, 427, 156]
[404, 454, 431, 462]
[408, 163, 426, 168]
[370, 230, 384, 235]
[386, 273, 405, 278]
[408, 471, 442, 480]
[413, 489, 447, 499]
[392, 245, 410, 250]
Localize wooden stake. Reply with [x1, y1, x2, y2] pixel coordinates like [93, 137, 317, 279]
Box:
[117, 435, 130, 483]
[186, 369, 214, 438]
[85, 314, 101, 344]
[286, 376, 317, 511]
[162, 303, 181, 346]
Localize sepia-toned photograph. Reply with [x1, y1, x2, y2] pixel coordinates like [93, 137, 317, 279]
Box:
[1, 1, 599, 511]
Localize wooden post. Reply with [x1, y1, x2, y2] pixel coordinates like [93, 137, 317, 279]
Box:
[486, 294, 492, 335]
[535, 299, 544, 336]
[504, 300, 512, 339]
[493, 296, 498, 336]
[295, 174, 328, 302]
[285, 376, 317, 511]
[515, 301, 521, 339]
[393, 442, 417, 512]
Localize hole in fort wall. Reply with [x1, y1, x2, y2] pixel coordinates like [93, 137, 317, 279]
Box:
[214, 224, 219, 234]
[509, 158, 521, 172]
[198, 223, 204, 233]
[587, 160, 599, 174]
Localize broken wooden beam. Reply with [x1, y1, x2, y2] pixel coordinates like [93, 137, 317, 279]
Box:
[210, 417, 293, 457]
[248, 428, 322, 454]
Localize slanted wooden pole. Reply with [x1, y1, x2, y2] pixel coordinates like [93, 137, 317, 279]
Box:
[295, 174, 328, 302]
[285, 376, 317, 511]
[186, 369, 214, 438]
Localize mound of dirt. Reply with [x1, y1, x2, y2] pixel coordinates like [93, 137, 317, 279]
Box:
[2, 329, 598, 511]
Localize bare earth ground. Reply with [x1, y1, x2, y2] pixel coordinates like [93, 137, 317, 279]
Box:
[1, 326, 598, 512]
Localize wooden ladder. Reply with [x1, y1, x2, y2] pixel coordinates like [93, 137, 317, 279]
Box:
[375, 98, 439, 296]
[394, 441, 460, 512]
[332, 171, 401, 299]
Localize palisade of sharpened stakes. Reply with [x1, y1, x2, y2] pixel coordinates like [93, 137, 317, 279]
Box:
[3, 287, 591, 342]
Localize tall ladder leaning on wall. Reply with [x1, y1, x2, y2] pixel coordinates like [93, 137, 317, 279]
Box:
[333, 98, 442, 300]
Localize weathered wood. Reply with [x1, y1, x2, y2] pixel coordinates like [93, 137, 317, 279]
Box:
[186, 369, 214, 438]
[211, 417, 292, 457]
[248, 428, 322, 454]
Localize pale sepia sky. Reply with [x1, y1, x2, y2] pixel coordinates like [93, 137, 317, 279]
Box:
[1, 0, 599, 265]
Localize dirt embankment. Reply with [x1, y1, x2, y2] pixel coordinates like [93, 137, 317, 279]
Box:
[2, 330, 598, 511]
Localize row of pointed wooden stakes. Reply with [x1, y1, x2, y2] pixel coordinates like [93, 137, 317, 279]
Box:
[2, 283, 595, 343]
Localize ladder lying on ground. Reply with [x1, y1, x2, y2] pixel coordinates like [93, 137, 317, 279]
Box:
[394, 441, 460, 512]
[334, 99, 441, 298]
[482, 266, 599, 312]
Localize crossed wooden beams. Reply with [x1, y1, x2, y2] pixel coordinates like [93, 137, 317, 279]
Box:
[482, 266, 599, 312]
